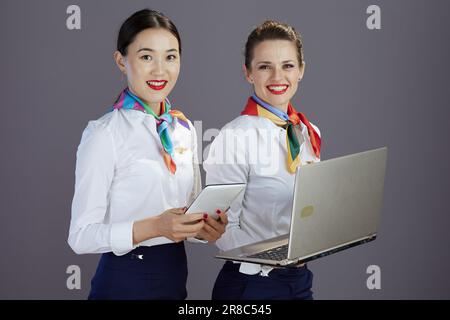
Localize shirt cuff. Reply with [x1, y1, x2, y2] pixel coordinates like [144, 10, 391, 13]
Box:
[187, 237, 208, 244]
[110, 220, 135, 255]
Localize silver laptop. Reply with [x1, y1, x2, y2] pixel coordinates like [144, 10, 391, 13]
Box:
[215, 147, 388, 267]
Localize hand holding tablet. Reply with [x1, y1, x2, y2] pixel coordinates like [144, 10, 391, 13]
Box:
[185, 183, 246, 220]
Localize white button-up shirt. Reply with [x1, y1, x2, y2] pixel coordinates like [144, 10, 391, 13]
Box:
[204, 115, 320, 275]
[68, 108, 201, 256]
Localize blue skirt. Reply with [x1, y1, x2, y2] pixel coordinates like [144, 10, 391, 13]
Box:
[212, 261, 313, 300]
[88, 242, 188, 300]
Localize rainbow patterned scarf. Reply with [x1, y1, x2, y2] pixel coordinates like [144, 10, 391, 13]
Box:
[112, 88, 190, 174]
[241, 94, 321, 173]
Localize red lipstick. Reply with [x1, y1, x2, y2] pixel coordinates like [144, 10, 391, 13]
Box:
[146, 80, 168, 91]
[266, 84, 289, 95]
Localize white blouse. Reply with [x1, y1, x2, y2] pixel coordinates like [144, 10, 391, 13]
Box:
[204, 115, 321, 275]
[68, 108, 201, 256]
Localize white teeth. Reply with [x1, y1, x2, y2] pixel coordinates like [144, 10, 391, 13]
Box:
[147, 81, 166, 86]
[268, 85, 288, 91]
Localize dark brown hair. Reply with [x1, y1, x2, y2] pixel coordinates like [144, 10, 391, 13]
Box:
[117, 9, 181, 56]
[244, 20, 304, 69]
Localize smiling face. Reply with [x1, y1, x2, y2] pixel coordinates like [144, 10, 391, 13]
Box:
[244, 39, 304, 113]
[114, 28, 180, 114]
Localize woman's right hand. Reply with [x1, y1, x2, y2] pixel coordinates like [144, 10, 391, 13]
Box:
[155, 207, 205, 242]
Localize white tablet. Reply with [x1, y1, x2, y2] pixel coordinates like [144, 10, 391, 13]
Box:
[185, 183, 246, 220]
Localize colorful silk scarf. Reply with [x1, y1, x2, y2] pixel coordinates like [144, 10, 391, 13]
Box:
[241, 94, 321, 173]
[112, 88, 190, 174]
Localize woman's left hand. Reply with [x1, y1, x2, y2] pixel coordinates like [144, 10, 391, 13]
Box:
[196, 209, 228, 243]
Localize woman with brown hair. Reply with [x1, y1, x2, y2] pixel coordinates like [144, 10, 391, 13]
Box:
[204, 20, 321, 300]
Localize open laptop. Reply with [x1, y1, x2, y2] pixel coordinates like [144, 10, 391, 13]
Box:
[215, 147, 388, 267]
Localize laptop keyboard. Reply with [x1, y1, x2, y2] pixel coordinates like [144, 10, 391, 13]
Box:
[247, 244, 288, 261]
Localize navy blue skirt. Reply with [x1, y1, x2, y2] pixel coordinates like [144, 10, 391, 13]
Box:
[88, 242, 188, 300]
[212, 261, 313, 300]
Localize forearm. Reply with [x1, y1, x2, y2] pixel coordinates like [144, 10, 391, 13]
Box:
[68, 221, 134, 255]
[216, 224, 255, 251]
[132, 216, 161, 245]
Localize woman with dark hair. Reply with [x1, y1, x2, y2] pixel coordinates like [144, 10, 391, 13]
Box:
[68, 9, 227, 300]
[204, 20, 321, 300]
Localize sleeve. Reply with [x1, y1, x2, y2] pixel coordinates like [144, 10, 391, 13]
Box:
[186, 121, 207, 244]
[188, 120, 202, 205]
[68, 121, 136, 255]
[203, 127, 255, 251]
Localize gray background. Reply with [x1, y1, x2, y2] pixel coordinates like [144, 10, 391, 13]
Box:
[1, 0, 449, 299]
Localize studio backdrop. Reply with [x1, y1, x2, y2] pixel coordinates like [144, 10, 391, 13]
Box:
[0, 0, 449, 299]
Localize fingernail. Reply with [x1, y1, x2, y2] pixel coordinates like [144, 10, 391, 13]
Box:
[183, 206, 187, 211]
[203, 213, 208, 219]
[216, 209, 221, 214]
